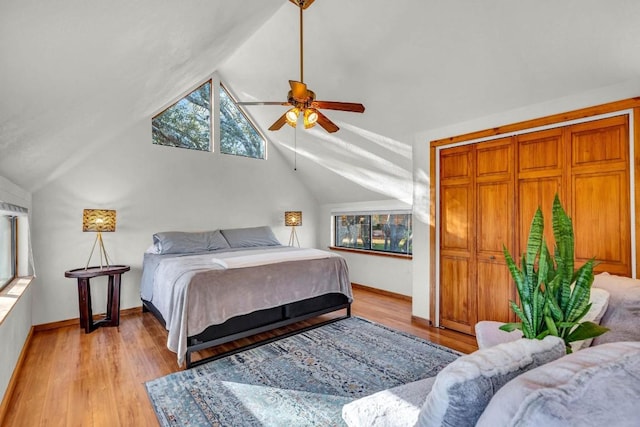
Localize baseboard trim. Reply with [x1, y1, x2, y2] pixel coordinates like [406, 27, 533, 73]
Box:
[0, 326, 34, 426]
[351, 282, 412, 302]
[411, 315, 432, 327]
[33, 306, 141, 332]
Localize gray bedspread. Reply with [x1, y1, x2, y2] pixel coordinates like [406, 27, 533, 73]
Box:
[143, 247, 352, 366]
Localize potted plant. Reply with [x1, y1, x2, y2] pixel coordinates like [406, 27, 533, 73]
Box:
[500, 194, 608, 352]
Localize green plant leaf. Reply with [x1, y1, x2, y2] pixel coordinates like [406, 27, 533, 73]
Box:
[499, 322, 522, 332]
[566, 321, 610, 342]
[566, 260, 595, 322]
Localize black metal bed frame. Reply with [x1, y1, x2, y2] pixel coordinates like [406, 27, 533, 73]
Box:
[142, 293, 351, 369]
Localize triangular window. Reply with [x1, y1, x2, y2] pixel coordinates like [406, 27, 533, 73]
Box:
[220, 85, 265, 159]
[152, 80, 211, 151]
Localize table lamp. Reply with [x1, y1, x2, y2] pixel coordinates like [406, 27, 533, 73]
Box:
[284, 211, 302, 247]
[83, 209, 116, 269]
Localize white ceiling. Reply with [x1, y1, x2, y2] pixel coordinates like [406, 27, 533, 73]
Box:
[2, 0, 640, 203]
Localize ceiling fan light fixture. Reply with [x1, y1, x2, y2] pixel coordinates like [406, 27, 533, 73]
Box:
[303, 108, 319, 129]
[285, 107, 300, 127]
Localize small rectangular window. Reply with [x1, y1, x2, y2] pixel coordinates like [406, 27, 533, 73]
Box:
[334, 213, 412, 255]
[0, 215, 17, 290]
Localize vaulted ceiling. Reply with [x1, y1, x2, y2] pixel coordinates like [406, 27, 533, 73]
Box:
[2, 0, 640, 202]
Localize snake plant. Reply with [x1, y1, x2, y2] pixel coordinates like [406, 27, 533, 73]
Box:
[500, 194, 608, 352]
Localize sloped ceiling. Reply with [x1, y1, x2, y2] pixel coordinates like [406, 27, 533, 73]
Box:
[2, 0, 640, 203]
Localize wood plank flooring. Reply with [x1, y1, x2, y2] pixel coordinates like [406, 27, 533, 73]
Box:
[3, 286, 477, 427]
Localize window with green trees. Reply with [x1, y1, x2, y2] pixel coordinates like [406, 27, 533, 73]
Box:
[152, 80, 211, 151]
[152, 79, 265, 159]
[334, 213, 412, 255]
[220, 85, 265, 159]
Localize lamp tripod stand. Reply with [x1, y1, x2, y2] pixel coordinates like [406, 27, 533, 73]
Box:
[288, 226, 300, 247]
[85, 231, 112, 270]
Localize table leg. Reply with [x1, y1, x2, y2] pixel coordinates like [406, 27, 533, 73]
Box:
[106, 273, 122, 327]
[77, 278, 93, 333]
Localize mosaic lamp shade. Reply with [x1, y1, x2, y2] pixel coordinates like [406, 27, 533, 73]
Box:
[284, 211, 301, 247]
[82, 209, 116, 269]
[82, 209, 116, 232]
[284, 211, 302, 227]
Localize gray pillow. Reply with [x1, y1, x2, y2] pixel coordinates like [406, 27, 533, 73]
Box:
[152, 230, 230, 254]
[220, 226, 281, 248]
[476, 341, 640, 427]
[417, 335, 566, 427]
[592, 272, 640, 345]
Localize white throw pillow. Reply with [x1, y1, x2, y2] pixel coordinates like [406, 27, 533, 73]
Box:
[476, 341, 640, 427]
[569, 287, 610, 352]
[416, 335, 565, 427]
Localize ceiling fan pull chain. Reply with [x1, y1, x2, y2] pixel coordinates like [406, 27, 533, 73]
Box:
[294, 126, 298, 171]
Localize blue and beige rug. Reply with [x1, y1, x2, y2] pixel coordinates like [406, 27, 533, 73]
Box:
[145, 317, 460, 426]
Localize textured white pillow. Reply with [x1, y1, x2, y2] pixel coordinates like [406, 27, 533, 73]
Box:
[569, 287, 610, 352]
[342, 377, 437, 427]
[476, 341, 640, 427]
[417, 335, 565, 427]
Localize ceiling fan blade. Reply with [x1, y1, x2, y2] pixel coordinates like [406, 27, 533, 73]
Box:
[236, 101, 290, 106]
[316, 110, 339, 133]
[289, 80, 308, 101]
[289, 0, 315, 10]
[313, 101, 365, 113]
[268, 113, 289, 131]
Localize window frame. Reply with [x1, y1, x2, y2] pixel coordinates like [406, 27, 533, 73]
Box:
[219, 83, 267, 160]
[331, 211, 413, 257]
[0, 215, 18, 292]
[151, 79, 212, 152]
[151, 74, 267, 160]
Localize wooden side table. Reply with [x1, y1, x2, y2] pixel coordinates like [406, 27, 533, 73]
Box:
[65, 265, 130, 333]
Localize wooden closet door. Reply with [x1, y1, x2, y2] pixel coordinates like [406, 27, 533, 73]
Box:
[475, 137, 515, 323]
[517, 128, 565, 253]
[569, 116, 631, 276]
[439, 145, 476, 334]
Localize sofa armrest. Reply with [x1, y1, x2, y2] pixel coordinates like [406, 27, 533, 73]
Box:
[475, 321, 522, 349]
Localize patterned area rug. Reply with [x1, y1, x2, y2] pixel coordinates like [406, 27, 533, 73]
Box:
[145, 317, 460, 426]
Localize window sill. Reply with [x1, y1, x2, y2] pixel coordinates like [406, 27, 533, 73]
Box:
[329, 246, 412, 260]
[0, 276, 34, 327]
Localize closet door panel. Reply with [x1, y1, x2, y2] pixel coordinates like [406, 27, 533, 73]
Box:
[441, 185, 472, 253]
[440, 256, 474, 334]
[572, 171, 631, 275]
[476, 138, 515, 324]
[518, 178, 562, 253]
[569, 115, 631, 276]
[476, 261, 512, 322]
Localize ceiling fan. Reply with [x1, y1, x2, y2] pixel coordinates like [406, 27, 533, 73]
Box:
[237, 0, 365, 133]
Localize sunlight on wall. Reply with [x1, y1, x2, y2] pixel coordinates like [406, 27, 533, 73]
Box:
[337, 122, 412, 159]
[413, 168, 431, 224]
[276, 141, 413, 204]
[307, 128, 412, 182]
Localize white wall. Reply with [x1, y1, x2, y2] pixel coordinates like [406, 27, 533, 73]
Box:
[318, 200, 412, 297]
[0, 176, 32, 408]
[411, 78, 640, 322]
[30, 118, 319, 325]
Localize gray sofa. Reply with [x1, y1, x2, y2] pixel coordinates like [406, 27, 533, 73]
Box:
[342, 273, 640, 427]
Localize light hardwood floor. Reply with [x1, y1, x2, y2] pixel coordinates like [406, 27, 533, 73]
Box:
[4, 286, 477, 426]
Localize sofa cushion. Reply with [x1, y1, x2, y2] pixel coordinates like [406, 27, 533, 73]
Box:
[592, 272, 640, 345]
[476, 341, 640, 427]
[342, 377, 436, 427]
[417, 335, 565, 427]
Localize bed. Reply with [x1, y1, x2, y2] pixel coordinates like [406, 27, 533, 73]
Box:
[140, 226, 352, 368]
